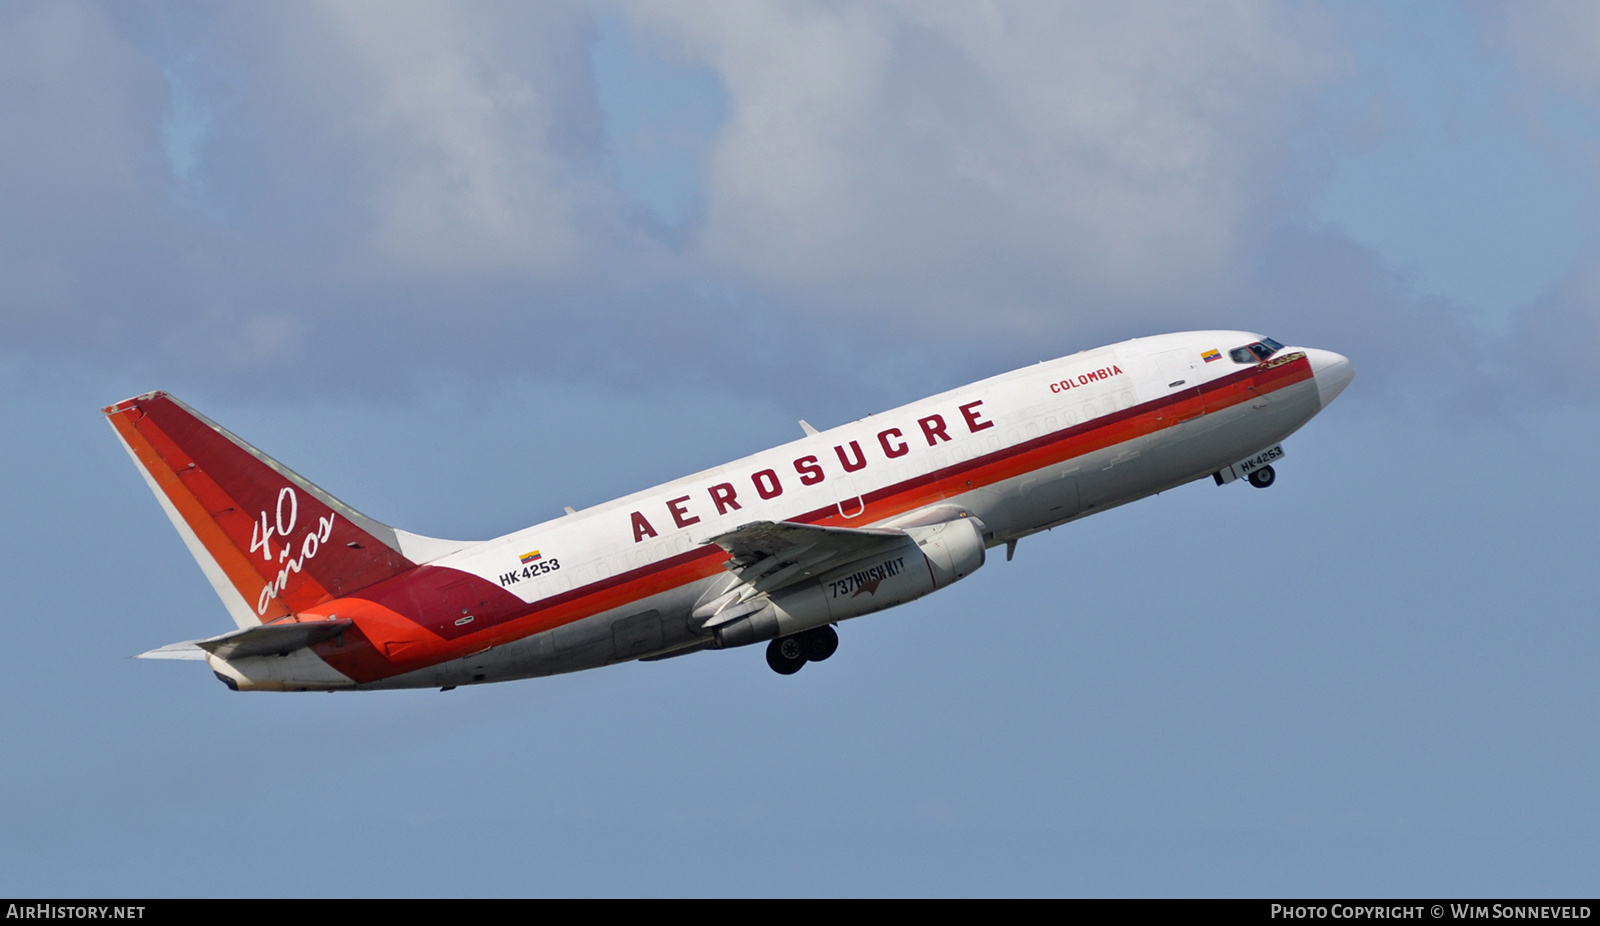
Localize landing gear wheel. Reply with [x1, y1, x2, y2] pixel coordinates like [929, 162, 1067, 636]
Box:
[799, 625, 839, 662]
[1247, 465, 1276, 489]
[766, 636, 807, 675]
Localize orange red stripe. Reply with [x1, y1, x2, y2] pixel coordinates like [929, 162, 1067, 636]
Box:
[107, 405, 293, 622]
[311, 354, 1314, 684]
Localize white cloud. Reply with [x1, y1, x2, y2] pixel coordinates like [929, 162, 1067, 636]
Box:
[317, 3, 609, 277]
[632, 1, 1348, 332]
[1487, 2, 1600, 102]
[1476, 3, 1600, 391]
[0, 2, 170, 342]
[0, 1, 1535, 404]
[175, 3, 616, 280]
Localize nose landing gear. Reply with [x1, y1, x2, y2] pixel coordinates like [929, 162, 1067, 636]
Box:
[765, 625, 839, 675]
[1246, 465, 1276, 488]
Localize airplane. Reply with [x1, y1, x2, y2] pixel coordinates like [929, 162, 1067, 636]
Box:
[109, 331, 1353, 690]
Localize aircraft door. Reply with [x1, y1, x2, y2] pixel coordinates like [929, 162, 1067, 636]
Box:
[835, 476, 866, 519]
[1153, 348, 1203, 439]
[612, 609, 664, 660]
[977, 469, 1081, 537]
[1022, 470, 1080, 526]
[424, 576, 494, 639]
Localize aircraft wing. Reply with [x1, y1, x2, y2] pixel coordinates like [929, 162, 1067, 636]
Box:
[705, 520, 909, 596]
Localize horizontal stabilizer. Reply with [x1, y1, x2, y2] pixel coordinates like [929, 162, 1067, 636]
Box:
[135, 641, 209, 661]
[138, 619, 354, 662]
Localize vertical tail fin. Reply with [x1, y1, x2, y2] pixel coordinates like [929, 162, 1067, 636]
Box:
[106, 392, 463, 628]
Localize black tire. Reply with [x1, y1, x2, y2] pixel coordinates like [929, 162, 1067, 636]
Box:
[766, 636, 807, 675]
[1247, 465, 1276, 489]
[800, 625, 839, 662]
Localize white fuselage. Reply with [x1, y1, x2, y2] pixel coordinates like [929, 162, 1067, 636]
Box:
[311, 330, 1351, 690]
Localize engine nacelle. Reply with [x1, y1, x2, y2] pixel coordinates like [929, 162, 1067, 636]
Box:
[712, 516, 987, 647]
[904, 515, 986, 587]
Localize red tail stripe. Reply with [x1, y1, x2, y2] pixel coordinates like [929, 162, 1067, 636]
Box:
[108, 407, 293, 622]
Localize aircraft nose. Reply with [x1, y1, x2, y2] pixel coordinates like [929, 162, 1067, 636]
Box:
[1303, 348, 1354, 408]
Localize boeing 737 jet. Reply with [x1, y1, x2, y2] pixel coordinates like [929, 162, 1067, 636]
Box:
[110, 331, 1353, 690]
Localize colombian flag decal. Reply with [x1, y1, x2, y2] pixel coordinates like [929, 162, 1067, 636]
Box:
[519, 550, 543, 564]
[1201, 348, 1221, 363]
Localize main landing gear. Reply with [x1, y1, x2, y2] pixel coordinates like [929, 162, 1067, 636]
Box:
[766, 625, 839, 675]
[1247, 465, 1276, 489]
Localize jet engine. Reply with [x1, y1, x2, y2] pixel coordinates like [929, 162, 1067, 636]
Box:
[711, 516, 986, 649]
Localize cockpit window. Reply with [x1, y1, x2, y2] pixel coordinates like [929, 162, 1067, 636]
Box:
[1231, 338, 1284, 364]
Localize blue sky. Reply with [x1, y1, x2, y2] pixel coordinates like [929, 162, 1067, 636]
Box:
[2, 1, 1597, 896]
